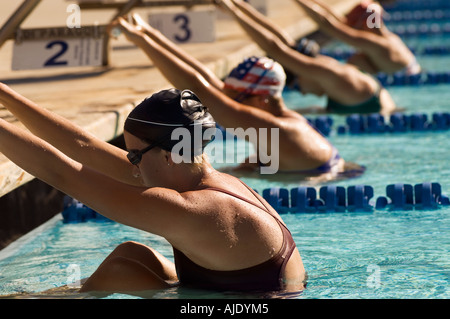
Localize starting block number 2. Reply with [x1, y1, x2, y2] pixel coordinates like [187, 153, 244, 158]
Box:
[12, 37, 104, 70]
[11, 8, 215, 70]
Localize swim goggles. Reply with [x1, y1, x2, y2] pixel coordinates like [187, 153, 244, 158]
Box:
[126, 136, 167, 166]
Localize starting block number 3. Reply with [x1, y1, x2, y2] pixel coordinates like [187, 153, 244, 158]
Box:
[148, 8, 216, 43]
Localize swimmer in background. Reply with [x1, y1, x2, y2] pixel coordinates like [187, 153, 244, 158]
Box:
[293, 0, 421, 76]
[0, 83, 306, 296]
[216, 0, 397, 116]
[112, 14, 365, 180]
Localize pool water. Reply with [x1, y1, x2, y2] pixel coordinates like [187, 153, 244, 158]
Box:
[1, 6, 449, 299]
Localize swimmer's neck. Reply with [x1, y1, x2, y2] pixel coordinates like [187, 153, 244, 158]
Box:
[263, 96, 288, 117]
[171, 160, 218, 193]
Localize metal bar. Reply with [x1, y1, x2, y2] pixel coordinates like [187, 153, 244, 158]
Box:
[12, 25, 108, 41]
[78, 0, 213, 9]
[112, 0, 143, 20]
[0, 0, 42, 48]
[104, 0, 144, 66]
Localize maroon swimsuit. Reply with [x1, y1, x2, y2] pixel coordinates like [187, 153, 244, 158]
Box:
[173, 182, 297, 292]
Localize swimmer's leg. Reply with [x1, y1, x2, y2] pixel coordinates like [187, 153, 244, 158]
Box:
[79, 256, 173, 295]
[80, 241, 178, 295]
[96, 241, 177, 281]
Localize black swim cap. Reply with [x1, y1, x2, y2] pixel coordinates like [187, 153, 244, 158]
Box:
[294, 38, 320, 57]
[124, 88, 216, 156]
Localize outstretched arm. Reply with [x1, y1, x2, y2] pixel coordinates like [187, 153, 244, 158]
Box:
[216, 0, 332, 80]
[217, 0, 296, 47]
[0, 117, 195, 239]
[112, 17, 280, 132]
[292, 0, 383, 51]
[296, 0, 346, 22]
[0, 83, 139, 186]
[130, 13, 224, 91]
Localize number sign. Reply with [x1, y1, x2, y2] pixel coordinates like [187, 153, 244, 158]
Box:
[247, 0, 268, 15]
[148, 8, 216, 43]
[12, 26, 105, 70]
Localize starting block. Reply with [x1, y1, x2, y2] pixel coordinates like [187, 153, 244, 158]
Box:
[1, 0, 220, 71]
[12, 25, 107, 70]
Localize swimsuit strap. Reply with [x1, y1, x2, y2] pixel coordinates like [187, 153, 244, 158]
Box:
[236, 179, 282, 220]
[202, 178, 289, 231]
[202, 186, 269, 213]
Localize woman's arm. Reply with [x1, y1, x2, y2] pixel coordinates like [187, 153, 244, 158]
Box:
[131, 13, 224, 91]
[293, 0, 384, 52]
[0, 83, 140, 186]
[216, 0, 332, 80]
[113, 17, 281, 132]
[0, 117, 190, 239]
[217, 0, 376, 103]
[220, 0, 296, 47]
[296, 0, 346, 22]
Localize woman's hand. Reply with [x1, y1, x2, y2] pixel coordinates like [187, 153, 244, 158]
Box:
[214, 0, 237, 14]
[0, 82, 11, 103]
[130, 13, 158, 36]
[108, 16, 145, 44]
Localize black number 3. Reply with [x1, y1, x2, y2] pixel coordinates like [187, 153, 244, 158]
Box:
[44, 40, 68, 66]
[173, 14, 191, 42]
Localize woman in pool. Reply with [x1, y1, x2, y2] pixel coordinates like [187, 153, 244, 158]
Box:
[111, 14, 364, 178]
[0, 83, 305, 296]
[293, 0, 421, 75]
[216, 0, 397, 115]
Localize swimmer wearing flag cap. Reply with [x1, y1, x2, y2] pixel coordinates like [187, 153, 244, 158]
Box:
[112, 14, 365, 179]
[216, 0, 398, 115]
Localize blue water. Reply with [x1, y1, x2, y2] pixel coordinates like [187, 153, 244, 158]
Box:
[1, 11, 449, 299]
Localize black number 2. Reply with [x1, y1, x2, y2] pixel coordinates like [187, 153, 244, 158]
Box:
[173, 14, 191, 42]
[44, 40, 69, 66]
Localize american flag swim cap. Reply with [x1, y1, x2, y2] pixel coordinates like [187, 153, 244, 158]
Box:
[224, 56, 286, 97]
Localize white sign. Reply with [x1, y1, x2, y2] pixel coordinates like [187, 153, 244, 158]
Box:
[217, 0, 267, 19]
[12, 27, 105, 70]
[247, 0, 268, 15]
[148, 8, 216, 43]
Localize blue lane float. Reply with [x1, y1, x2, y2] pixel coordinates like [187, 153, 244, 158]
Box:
[220, 112, 448, 138]
[61, 182, 449, 222]
[61, 196, 113, 223]
[321, 46, 450, 59]
[306, 116, 333, 137]
[377, 71, 450, 87]
[262, 182, 450, 214]
[384, 9, 450, 23]
[389, 23, 450, 37]
[336, 112, 450, 135]
[383, 0, 450, 11]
